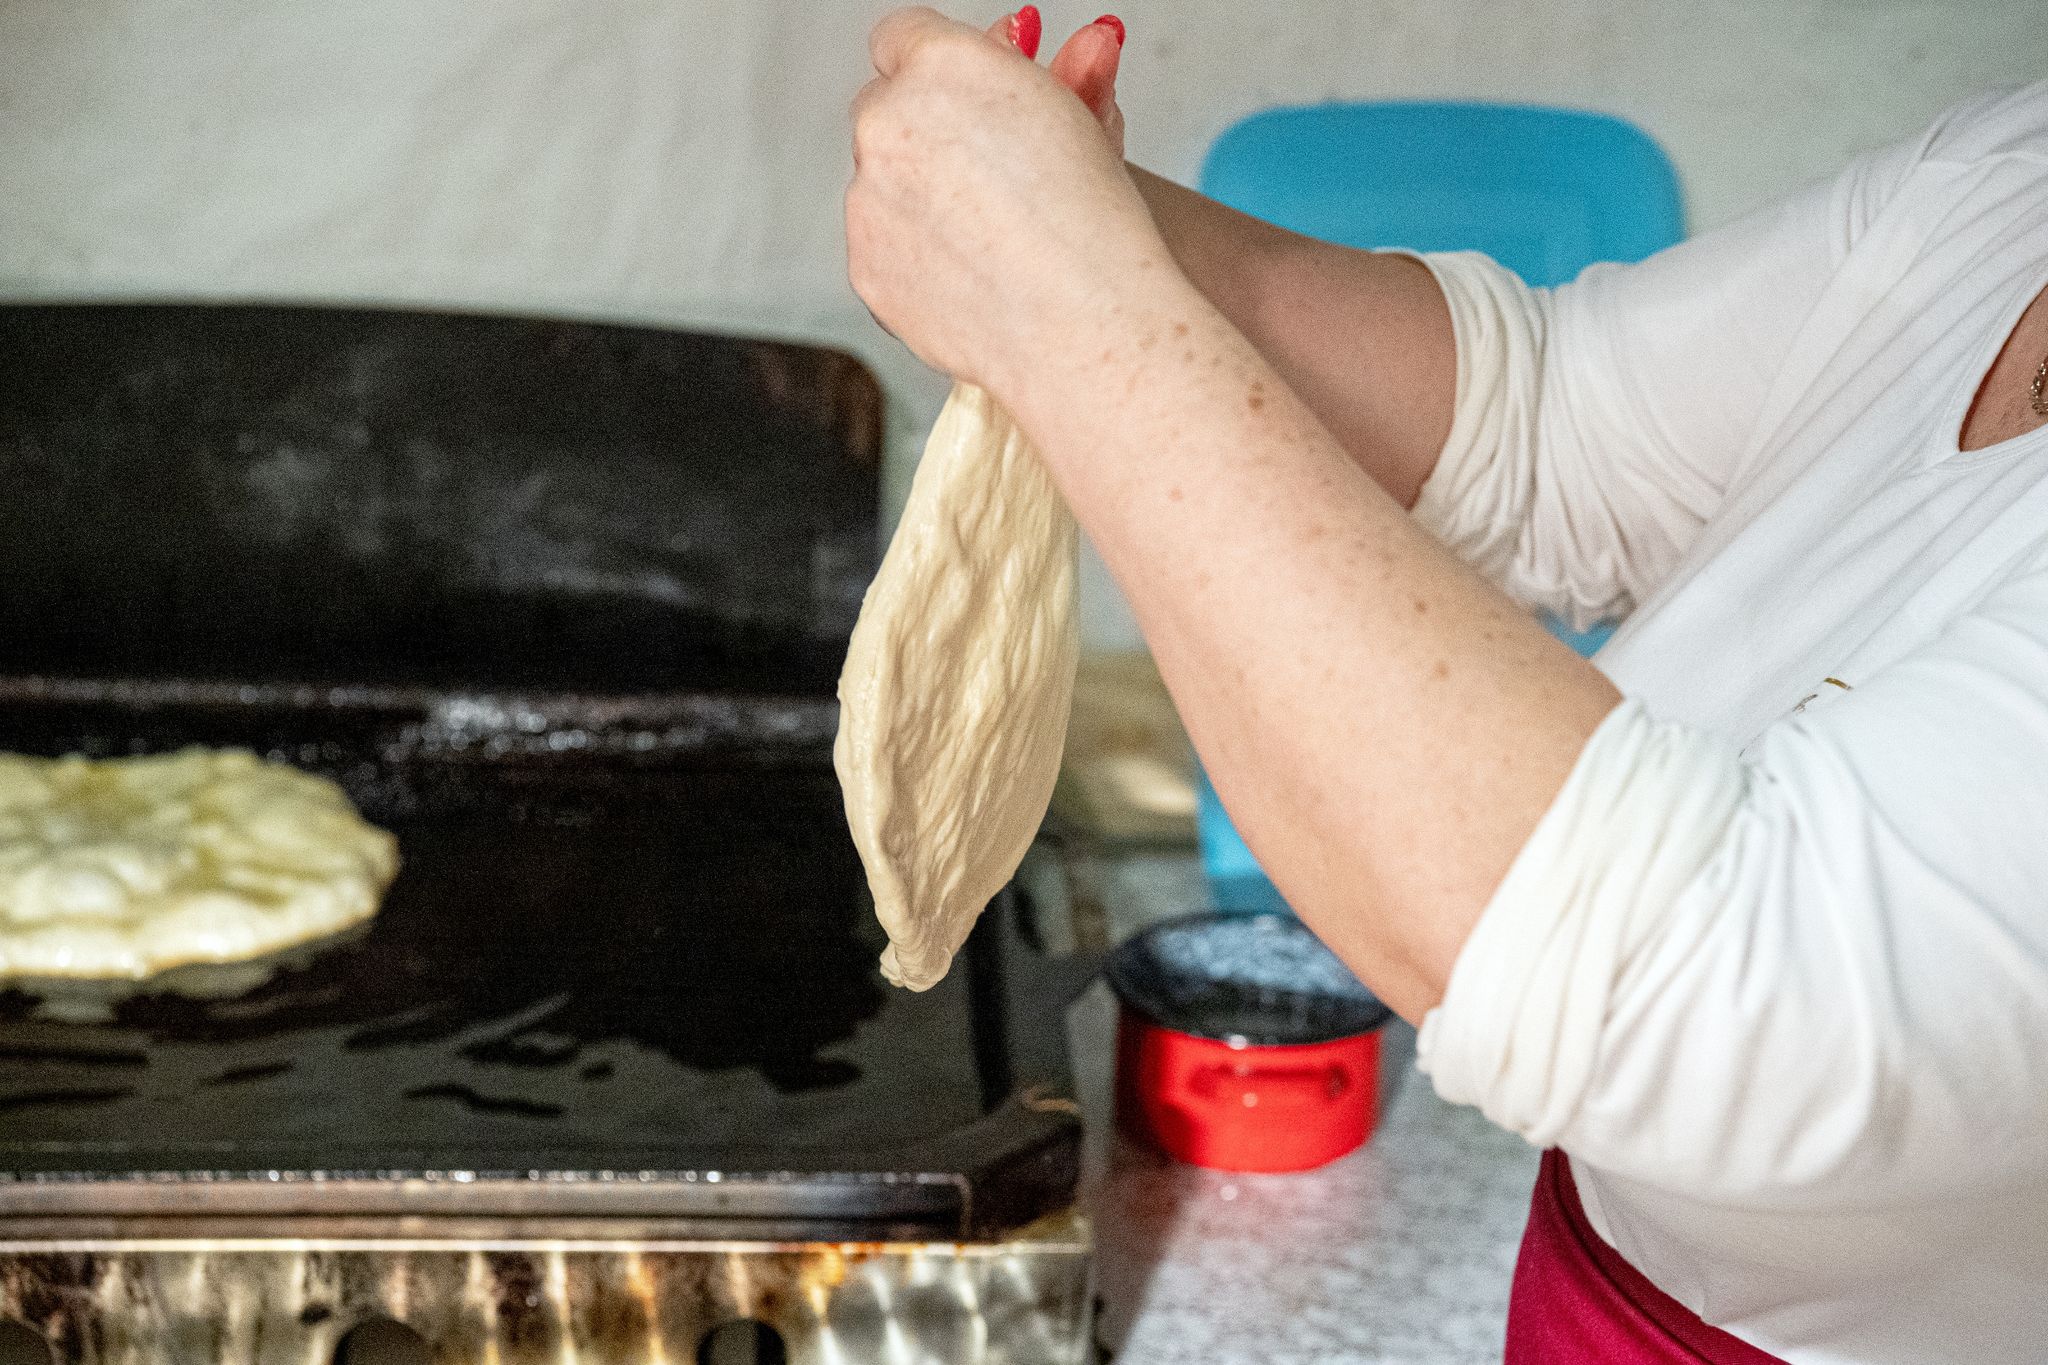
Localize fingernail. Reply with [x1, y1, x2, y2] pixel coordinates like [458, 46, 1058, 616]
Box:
[1093, 14, 1126, 47]
[1011, 5, 1043, 58]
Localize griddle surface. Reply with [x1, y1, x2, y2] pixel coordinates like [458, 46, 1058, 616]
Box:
[0, 302, 1081, 1236]
[0, 772, 1007, 1167]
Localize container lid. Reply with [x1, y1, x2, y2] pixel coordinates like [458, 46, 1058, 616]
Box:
[1103, 912, 1393, 1047]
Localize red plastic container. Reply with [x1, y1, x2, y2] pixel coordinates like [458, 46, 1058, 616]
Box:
[1106, 913, 1392, 1173]
[1115, 1010, 1382, 1172]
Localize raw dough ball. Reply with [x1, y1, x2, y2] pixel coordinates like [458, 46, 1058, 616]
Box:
[0, 748, 398, 978]
[835, 383, 1079, 990]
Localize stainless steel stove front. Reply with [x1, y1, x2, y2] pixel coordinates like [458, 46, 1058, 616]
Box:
[0, 1211, 1091, 1365]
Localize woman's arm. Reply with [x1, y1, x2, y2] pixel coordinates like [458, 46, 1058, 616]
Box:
[1124, 166, 1457, 509]
[1028, 21, 1459, 508]
[1121, 83, 1928, 632]
[1009, 262, 1622, 1021]
[849, 10, 1621, 1021]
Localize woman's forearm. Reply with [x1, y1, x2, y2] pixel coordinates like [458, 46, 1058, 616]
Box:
[846, 12, 1608, 1021]
[1127, 166, 1457, 508]
[995, 259, 1619, 1024]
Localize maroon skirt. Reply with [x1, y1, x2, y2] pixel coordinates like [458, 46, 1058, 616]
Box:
[1505, 1151, 1787, 1364]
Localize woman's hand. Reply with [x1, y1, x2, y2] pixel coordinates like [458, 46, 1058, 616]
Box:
[846, 7, 1160, 394]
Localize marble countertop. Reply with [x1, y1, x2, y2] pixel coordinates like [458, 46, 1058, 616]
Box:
[1065, 851, 1538, 1365]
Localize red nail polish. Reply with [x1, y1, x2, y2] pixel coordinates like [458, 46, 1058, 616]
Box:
[1094, 13, 1126, 47]
[1011, 5, 1043, 58]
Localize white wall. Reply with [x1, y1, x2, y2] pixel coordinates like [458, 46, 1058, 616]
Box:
[3, 0, 2042, 649]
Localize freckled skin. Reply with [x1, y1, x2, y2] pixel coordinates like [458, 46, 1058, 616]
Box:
[845, 7, 1620, 1023]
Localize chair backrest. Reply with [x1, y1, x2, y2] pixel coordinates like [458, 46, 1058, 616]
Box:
[1191, 101, 1683, 899]
[1198, 100, 1683, 287]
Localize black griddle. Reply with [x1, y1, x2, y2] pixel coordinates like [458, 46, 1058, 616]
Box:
[0, 303, 1086, 1241]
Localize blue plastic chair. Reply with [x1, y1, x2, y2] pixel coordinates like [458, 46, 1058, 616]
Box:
[1191, 100, 1684, 907]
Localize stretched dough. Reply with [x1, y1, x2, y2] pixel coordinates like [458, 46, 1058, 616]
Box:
[835, 383, 1078, 990]
[0, 748, 398, 978]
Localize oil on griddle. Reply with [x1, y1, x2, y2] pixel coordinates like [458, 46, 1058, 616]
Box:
[0, 303, 1067, 1182]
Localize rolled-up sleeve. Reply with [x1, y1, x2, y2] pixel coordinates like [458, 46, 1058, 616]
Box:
[1418, 565, 2048, 1210]
[1405, 127, 1928, 630]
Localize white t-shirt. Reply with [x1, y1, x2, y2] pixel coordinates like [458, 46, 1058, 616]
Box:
[1410, 82, 2048, 1364]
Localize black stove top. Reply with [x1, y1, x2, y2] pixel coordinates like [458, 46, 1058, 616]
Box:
[0, 303, 1087, 1241]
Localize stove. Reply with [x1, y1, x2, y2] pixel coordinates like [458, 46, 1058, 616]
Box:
[0, 304, 1097, 1364]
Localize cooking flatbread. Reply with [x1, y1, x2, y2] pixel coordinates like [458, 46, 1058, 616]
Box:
[835, 383, 1079, 990]
[0, 748, 398, 978]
